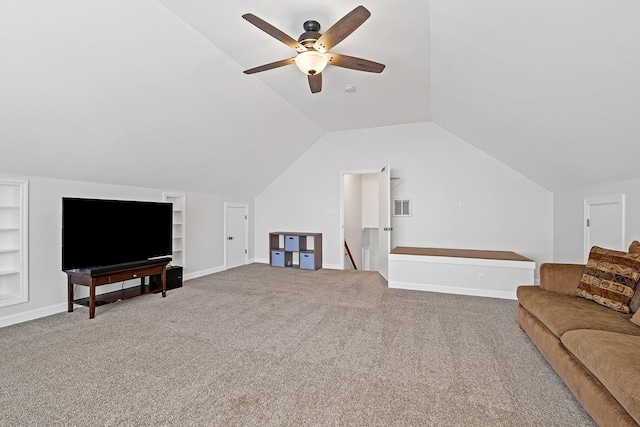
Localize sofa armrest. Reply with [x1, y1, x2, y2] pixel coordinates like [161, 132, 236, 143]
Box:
[539, 263, 585, 295]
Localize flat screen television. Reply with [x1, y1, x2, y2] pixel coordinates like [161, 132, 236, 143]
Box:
[62, 197, 173, 271]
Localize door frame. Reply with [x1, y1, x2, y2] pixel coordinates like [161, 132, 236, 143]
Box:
[339, 168, 385, 270]
[224, 202, 249, 269]
[583, 194, 625, 261]
[378, 165, 391, 280]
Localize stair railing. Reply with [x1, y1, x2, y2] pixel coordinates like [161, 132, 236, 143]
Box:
[344, 241, 357, 270]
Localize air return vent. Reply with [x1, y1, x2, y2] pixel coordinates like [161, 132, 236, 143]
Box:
[393, 199, 411, 217]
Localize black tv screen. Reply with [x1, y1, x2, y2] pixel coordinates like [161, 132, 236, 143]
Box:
[62, 197, 172, 271]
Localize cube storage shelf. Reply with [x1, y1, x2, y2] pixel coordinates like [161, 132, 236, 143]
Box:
[269, 232, 322, 270]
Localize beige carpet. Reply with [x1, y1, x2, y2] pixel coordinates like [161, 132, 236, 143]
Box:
[0, 264, 594, 426]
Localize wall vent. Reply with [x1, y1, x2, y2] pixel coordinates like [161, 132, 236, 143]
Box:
[393, 199, 411, 217]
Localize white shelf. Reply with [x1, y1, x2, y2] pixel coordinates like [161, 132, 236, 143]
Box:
[0, 269, 19, 276]
[0, 179, 28, 307]
[0, 294, 17, 302]
[163, 192, 186, 268]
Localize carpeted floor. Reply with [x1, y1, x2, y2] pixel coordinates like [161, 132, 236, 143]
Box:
[0, 264, 595, 426]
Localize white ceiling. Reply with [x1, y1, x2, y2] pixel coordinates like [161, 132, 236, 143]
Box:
[430, 0, 640, 191]
[1, 1, 639, 195]
[157, 0, 432, 132]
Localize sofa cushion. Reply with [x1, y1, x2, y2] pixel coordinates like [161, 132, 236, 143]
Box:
[517, 286, 640, 338]
[562, 329, 640, 425]
[577, 246, 640, 313]
[632, 311, 640, 327]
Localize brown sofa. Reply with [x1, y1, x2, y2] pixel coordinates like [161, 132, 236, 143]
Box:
[517, 262, 640, 427]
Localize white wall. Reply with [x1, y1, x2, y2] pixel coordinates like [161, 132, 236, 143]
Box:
[554, 178, 640, 263]
[255, 122, 553, 275]
[0, 173, 253, 327]
[361, 174, 378, 228]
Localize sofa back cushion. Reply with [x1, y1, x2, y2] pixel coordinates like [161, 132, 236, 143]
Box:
[629, 241, 640, 312]
[518, 285, 638, 338]
[577, 246, 640, 314]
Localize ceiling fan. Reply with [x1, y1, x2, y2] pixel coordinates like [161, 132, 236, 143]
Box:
[242, 5, 385, 94]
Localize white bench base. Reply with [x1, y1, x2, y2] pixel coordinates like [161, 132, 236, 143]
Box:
[388, 248, 535, 300]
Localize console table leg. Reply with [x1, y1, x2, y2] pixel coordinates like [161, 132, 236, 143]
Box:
[89, 282, 96, 319]
[67, 278, 74, 313]
[161, 268, 167, 298]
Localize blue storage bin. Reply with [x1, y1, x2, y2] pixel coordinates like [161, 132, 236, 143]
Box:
[300, 252, 315, 270]
[271, 250, 285, 267]
[285, 235, 300, 252]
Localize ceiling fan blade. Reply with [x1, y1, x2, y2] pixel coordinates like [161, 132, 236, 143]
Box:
[308, 74, 322, 94]
[327, 53, 385, 73]
[313, 6, 371, 53]
[243, 58, 295, 75]
[242, 14, 306, 53]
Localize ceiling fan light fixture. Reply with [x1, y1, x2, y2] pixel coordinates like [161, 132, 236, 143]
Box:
[294, 50, 328, 75]
[242, 6, 384, 94]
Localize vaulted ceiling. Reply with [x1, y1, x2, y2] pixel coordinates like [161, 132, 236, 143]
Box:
[1, 1, 638, 196]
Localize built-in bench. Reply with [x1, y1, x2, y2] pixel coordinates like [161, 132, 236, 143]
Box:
[388, 246, 535, 300]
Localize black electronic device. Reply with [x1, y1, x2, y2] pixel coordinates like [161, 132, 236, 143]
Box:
[62, 197, 173, 271]
[149, 266, 183, 291]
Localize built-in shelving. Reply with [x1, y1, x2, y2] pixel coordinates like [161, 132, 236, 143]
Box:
[163, 193, 185, 268]
[0, 180, 28, 307]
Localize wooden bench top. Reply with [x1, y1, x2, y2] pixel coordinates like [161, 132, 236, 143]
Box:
[390, 246, 533, 262]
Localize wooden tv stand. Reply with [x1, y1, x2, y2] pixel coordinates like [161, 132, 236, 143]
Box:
[66, 259, 170, 319]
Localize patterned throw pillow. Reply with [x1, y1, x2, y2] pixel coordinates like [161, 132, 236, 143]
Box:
[629, 241, 640, 313]
[577, 246, 640, 314]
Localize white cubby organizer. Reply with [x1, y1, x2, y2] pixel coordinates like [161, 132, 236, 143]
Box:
[0, 179, 28, 307]
[163, 193, 185, 267]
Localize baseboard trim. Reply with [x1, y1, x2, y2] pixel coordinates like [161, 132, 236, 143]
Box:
[388, 281, 517, 300]
[0, 303, 68, 328]
[183, 265, 226, 281]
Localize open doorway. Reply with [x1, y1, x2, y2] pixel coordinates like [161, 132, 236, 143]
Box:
[341, 166, 391, 276]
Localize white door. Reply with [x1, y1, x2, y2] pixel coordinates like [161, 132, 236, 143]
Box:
[584, 195, 625, 261]
[225, 204, 248, 269]
[378, 165, 391, 280]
